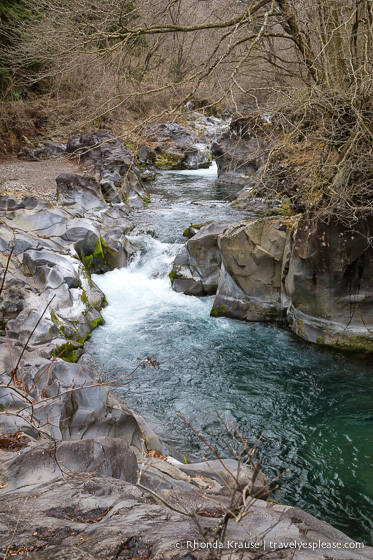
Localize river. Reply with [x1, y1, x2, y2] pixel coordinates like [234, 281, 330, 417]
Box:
[86, 163, 373, 545]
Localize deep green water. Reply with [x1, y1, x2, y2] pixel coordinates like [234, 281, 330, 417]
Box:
[86, 164, 373, 544]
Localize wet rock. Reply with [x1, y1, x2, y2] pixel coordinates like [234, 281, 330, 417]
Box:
[171, 222, 230, 296]
[285, 214, 373, 351]
[212, 218, 291, 321]
[74, 230, 134, 274]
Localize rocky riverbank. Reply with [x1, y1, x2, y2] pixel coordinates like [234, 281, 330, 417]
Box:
[172, 116, 373, 353]
[0, 121, 372, 559]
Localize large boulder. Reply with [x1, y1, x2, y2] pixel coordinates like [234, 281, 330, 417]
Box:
[211, 115, 269, 186]
[211, 218, 291, 321]
[56, 173, 106, 211]
[143, 121, 212, 170]
[170, 222, 230, 295]
[65, 129, 150, 207]
[285, 214, 373, 351]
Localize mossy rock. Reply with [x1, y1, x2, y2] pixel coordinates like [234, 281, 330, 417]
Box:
[51, 342, 78, 363]
[169, 269, 181, 283]
[183, 221, 212, 238]
[210, 305, 227, 318]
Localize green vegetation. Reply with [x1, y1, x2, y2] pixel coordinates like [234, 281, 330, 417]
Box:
[169, 269, 181, 283]
[51, 342, 78, 363]
[210, 305, 227, 318]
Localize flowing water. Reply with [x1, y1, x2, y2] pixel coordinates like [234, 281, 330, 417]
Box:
[86, 163, 373, 544]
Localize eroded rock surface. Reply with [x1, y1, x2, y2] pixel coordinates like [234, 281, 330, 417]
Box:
[66, 129, 150, 208]
[0, 444, 370, 559]
[211, 116, 268, 187]
[286, 214, 373, 351]
[172, 214, 373, 351]
[170, 221, 230, 296]
[213, 218, 291, 321]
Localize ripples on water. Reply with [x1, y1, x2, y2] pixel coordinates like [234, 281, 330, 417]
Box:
[86, 164, 373, 544]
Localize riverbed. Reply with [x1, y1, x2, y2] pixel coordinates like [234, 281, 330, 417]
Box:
[86, 164, 373, 545]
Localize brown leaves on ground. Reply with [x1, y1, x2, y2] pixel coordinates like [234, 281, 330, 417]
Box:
[0, 432, 30, 452]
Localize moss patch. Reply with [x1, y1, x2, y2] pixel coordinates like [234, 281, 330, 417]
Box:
[91, 317, 103, 328]
[51, 343, 78, 363]
[183, 221, 212, 237]
[210, 305, 227, 317]
[330, 335, 373, 353]
[169, 270, 181, 283]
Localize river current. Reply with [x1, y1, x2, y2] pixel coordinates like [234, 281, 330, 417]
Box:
[86, 163, 373, 544]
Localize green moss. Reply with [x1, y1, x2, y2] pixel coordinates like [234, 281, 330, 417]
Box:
[81, 254, 93, 269]
[81, 290, 88, 304]
[93, 237, 107, 258]
[210, 305, 227, 317]
[79, 237, 108, 271]
[183, 221, 212, 237]
[155, 151, 183, 170]
[316, 336, 325, 345]
[51, 343, 78, 363]
[169, 270, 181, 283]
[330, 335, 373, 353]
[91, 317, 103, 328]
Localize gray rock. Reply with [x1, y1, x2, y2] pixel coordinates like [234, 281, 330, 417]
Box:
[3, 208, 68, 237]
[56, 173, 106, 211]
[23, 250, 81, 289]
[18, 141, 66, 161]
[3, 438, 138, 492]
[0, 471, 369, 560]
[178, 458, 267, 496]
[212, 116, 268, 186]
[65, 129, 150, 207]
[212, 218, 290, 321]
[137, 145, 156, 164]
[285, 214, 373, 351]
[171, 222, 230, 296]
